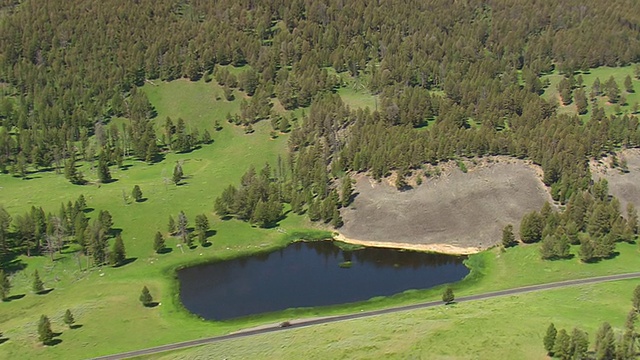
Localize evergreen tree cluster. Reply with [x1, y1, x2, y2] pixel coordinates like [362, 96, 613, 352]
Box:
[544, 285, 640, 359]
[214, 164, 284, 228]
[1, 0, 639, 181]
[0, 195, 125, 267]
[515, 180, 637, 262]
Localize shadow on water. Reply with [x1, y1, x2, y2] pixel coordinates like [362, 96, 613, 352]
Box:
[178, 241, 469, 321]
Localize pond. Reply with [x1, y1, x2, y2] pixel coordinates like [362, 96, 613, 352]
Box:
[177, 241, 469, 320]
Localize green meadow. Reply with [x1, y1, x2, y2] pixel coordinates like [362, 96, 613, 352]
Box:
[542, 65, 640, 119]
[0, 71, 638, 359]
[149, 279, 638, 360]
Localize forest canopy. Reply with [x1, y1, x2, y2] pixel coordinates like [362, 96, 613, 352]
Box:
[0, 0, 639, 207]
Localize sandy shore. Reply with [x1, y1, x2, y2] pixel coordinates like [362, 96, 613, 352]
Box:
[333, 233, 482, 255]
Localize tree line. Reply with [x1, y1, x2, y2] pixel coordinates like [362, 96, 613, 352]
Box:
[1, 0, 640, 186]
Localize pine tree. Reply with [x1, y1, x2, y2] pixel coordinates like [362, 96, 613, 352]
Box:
[569, 327, 589, 359]
[65, 155, 85, 185]
[110, 233, 126, 266]
[543, 323, 557, 355]
[168, 215, 176, 235]
[633, 284, 640, 312]
[442, 287, 455, 304]
[177, 211, 188, 244]
[595, 322, 616, 360]
[519, 211, 543, 243]
[553, 329, 571, 360]
[140, 286, 153, 307]
[172, 162, 183, 185]
[501, 224, 517, 248]
[153, 231, 165, 253]
[97, 151, 111, 183]
[627, 203, 638, 237]
[331, 208, 344, 228]
[37, 315, 53, 344]
[131, 185, 143, 202]
[340, 175, 354, 208]
[32, 269, 44, 294]
[579, 237, 596, 263]
[0, 270, 10, 300]
[617, 310, 637, 360]
[195, 214, 209, 245]
[63, 309, 75, 328]
[624, 75, 634, 93]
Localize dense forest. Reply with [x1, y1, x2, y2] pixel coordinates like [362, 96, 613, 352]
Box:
[1, 0, 640, 239]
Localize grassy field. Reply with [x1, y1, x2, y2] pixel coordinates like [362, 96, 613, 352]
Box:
[0, 71, 639, 359]
[542, 65, 640, 119]
[147, 279, 638, 360]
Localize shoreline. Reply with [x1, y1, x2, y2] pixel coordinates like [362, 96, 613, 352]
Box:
[333, 233, 484, 255]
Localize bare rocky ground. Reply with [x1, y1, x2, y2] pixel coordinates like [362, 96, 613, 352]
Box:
[338, 157, 554, 254]
[591, 148, 640, 212]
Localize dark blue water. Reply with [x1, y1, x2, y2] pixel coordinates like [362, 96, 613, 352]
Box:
[177, 241, 469, 320]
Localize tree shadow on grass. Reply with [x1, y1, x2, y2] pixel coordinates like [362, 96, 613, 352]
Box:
[220, 215, 233, 221]
[4, 294, 25, 302]
[82, 207, 95, 213]
[604, 251, 620, 260]
[202, 242, 212, 248]
[205, 229, 217, 237]
[0, 337, 8, 345]
[36, 288, 54, 295]
[135, 198, 148, 203]
[109, 228, 123, 237]
[157, 247, 173, 254]
[44, 339, 62, 346]
[0, 258, 26, 272]
[70, 324, 83, 330]
[114, 258, 137, 268]
[144, 302, 160, 308]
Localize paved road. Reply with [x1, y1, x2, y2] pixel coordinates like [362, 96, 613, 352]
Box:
[92, 272, 640, 360]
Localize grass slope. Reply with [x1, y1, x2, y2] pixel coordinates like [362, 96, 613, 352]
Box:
[148, 279, 638, 360]
[542, 65, 640, 119]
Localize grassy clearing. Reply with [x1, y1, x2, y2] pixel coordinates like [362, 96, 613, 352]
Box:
[541, 65, 640, 119]
[147, 279, 638, 360]
[143, 78, 242, 132]
[336, 87, 378, 111]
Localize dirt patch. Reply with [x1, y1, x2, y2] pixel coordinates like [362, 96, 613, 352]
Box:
[590, 148, 640, 212]
[338, 158, 554, 254]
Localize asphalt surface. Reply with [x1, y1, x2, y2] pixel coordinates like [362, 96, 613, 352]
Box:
[92, 272, 640, 360]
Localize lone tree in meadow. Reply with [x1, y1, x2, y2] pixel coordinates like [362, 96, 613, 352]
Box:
[32, 269, 45, 294]
[63, 309, 75, 328]
[37, 315, 53, 344]
[110, 233, 126, 266]
[140, 286, 153, 307]
[153, 231, 165, 253]
[172, 162, 183, 185]
[131, 185, 143, 202]
[543, 323, 557, 356]
[0, 270, 10, 301]
[442, 287, 455, 304]
[501, 224, 517, 248]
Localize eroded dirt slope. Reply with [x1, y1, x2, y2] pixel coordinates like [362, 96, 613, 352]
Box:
[339, 158, 554, 253]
